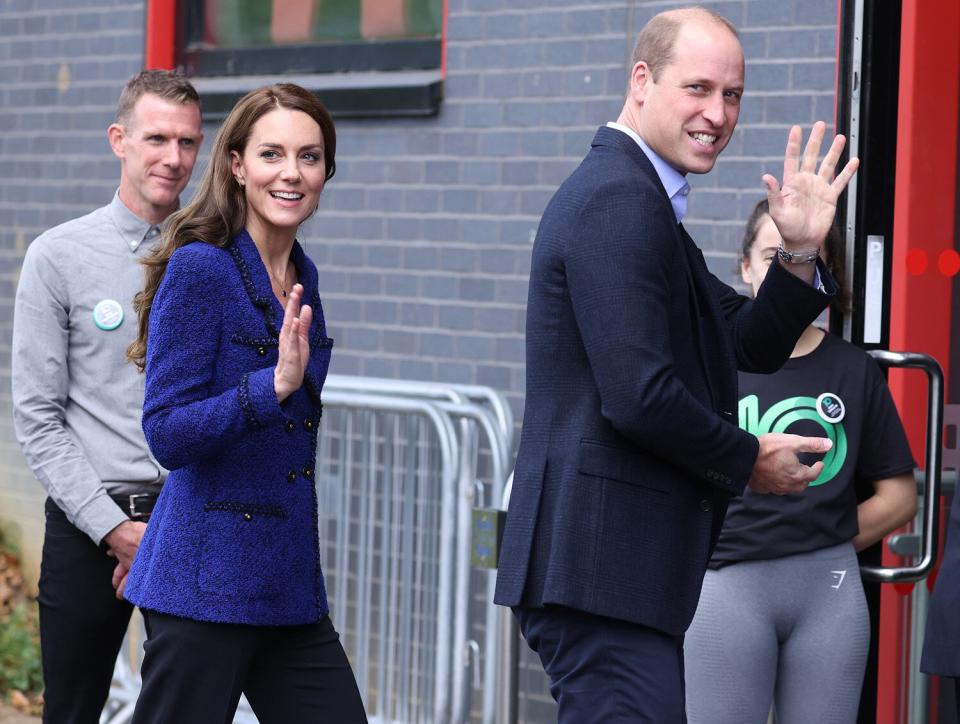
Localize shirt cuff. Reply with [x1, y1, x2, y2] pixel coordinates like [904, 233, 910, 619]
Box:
[812, 267, 825, 293]
[74, 491, 130, 546]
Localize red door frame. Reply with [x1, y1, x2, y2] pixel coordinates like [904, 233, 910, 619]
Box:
[878, 1, 960, 722]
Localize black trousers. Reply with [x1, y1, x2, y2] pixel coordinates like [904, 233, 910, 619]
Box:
[516, 605, 687, 724]
[38, 497, 134, 724]
[132, 610, 368, 724]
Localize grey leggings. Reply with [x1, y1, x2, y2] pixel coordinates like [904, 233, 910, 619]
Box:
[684, 542, 869, 724]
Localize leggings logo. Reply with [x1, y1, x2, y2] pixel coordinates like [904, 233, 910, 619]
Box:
[739, 395, 848, 487]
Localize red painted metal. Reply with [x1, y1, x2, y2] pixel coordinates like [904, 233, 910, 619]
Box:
[144, 0, 177, 70]
[877, 0, 960, 722]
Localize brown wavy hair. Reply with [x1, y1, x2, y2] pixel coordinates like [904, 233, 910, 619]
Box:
[740, 198, 851, 316]
[127, 83, 336, 371]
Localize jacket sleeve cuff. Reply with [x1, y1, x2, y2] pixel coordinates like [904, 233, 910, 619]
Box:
[239, 367, 285, 430]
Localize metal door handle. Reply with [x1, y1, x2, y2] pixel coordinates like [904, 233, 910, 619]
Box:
[861, 350, 943, 583]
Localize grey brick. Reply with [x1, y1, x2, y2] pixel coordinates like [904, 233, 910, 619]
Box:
[442, 189, 479, 214]
[324, 297, 363, 323]
[342, 161, 386, 184]
[385, 160, 423, 184]
[495, 336, 525, 363]
[525, 10, 565, 38]
[330, 243, 365, 266]
[460, 278, 496, 302]
[746, 1, 791, 26]
[495, 279, 529, 305]
[461, 219, 500, 245]
[423, 218, 460, 243]
[350, 217, 384, 240]
[520, 130, 561, 157]
[765, 94, 814, 124]
[460, 101, 502, 128]
[440, 131, 480, 156]
[385, 274, 418, 298]
[502, 160, 539, 185]
[462, 160, 500, 185]
[386, 217, 421, 241]
[476, 307, 517, 333]
[502, 101, 541, 128]
[544, 40, 586, 67]
[424, 160, 460, 184]
[439, 305, 476, 330]
[792, 61, 835, 91]
[397, 359, 435, 380]
[481, 248, 524, 275]
[437, 362, 473, 384]
[403, 246, 438, 270]
[484, 12, 526, 41]
[364, 300, 398, 325]
[400, 302, 437, 327]
[480, 190, 518, 215]
[419, 332, 455, 357]
[366, 188, 406, 213]
[796, 0, 840, 25]
[420, 274, 459, 300]
[479, 131, 520, 157]
[348, 272, 383, 296]
[482, 72, 523, 99]
[447, 14, 483, 41]
[328, 352, 362, 375]
[405, 189, 440, 213]
[745, 62, 790, 92]
[520, 189, 554, 217]
[477, 364, 511, 389]
[522, 70, 565, 98]
[688, 191, 739, 221]
[440, 248, 478, 272]
[446, 71, 481, 98]
[363, 357, 397, 378]
[457, 334, 495, 359]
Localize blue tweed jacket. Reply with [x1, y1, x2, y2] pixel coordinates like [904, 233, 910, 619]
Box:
[124, 229, 334, 626]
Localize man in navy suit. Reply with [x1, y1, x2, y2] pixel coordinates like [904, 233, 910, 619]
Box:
[494, 6, 860, 722]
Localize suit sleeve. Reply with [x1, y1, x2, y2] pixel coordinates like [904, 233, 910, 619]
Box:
[142, 248, 284, 471]
[565, 183, 791, 494]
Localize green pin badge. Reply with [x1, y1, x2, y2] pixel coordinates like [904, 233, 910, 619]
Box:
[93, 299, 124, 331]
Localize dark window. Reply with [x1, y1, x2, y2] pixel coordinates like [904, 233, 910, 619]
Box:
[149, 0, 445, 119]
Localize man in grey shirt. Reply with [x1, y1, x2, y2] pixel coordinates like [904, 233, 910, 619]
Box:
[11, 70, 203, 723]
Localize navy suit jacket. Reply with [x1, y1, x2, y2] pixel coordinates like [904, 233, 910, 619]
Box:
[494, 127, 834, 636]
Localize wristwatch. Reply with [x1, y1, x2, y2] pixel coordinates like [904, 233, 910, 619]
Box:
[777, 242, 820, 264]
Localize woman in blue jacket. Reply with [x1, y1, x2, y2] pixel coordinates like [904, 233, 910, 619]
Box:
[123, 84, 366, 723]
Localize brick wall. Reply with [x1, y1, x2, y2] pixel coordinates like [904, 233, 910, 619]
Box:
[0, 3, 839, 711]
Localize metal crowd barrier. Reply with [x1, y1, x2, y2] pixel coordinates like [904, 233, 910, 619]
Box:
[103, 375, 514, 724]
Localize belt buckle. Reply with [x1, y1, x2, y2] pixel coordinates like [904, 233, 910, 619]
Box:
[128, 493, 152, 520]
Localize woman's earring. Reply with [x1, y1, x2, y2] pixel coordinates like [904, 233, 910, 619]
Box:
[236, 177, 245, 187]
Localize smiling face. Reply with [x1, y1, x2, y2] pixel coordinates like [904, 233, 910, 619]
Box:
[108, 93, 203, 224]
[231, 107, 326, 246]
[633, 18, 744, 175]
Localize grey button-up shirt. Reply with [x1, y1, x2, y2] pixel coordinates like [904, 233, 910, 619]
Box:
[12, 192, 166, 544]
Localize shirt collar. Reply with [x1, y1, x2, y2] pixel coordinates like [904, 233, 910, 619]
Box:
[606, 122, 691, 223]
[107, 191, 163, 253]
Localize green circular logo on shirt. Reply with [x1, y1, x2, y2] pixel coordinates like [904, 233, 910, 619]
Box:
[739, 395, 848, 487]
[93, 299, 124, 331]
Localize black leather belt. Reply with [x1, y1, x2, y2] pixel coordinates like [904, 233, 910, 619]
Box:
[110, 493, 159, 521]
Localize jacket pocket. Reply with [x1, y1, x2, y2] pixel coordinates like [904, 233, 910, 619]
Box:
[197, 501, 289, 601]
[577, 439, 671, 493]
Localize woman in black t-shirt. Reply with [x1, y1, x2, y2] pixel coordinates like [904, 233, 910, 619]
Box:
[684, 200, 917, 724]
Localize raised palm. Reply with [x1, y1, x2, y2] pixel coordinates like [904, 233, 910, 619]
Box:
[763, 121, 859, 250]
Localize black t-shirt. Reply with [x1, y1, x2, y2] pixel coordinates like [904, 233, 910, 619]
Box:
[709, 332, 916, 568]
